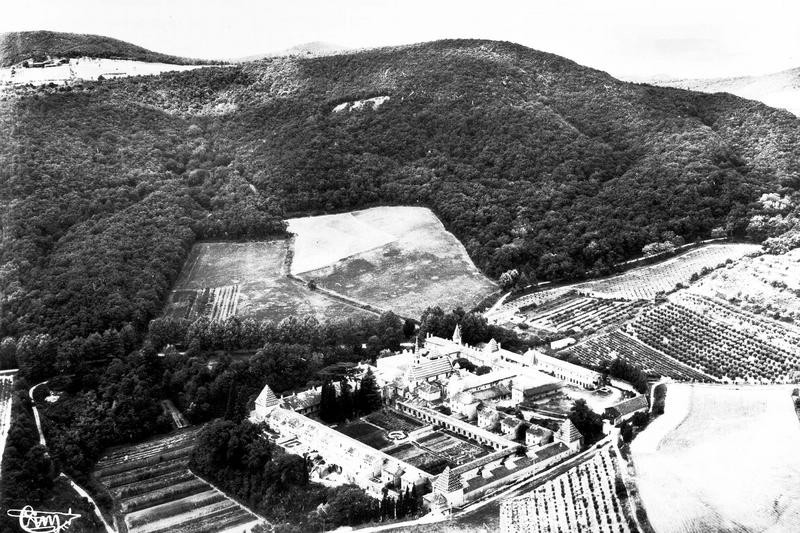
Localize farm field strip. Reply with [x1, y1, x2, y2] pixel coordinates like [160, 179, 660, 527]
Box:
[632, 384, 800, 533]
[501, 446, 631, 533]
[674, 292, 800, 353]
[522, 296, 640, 332]
[95, 428, 259, 533]
[492, 244, 761, 323]
[0, 375, 13, 481]
[562, 330, 713, 381]
[627, 299, 800, 382]
[579, 243, 761, 300]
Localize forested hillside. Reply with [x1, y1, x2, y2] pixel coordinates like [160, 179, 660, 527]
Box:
[0, 30, 214, 67]
[2, 38, 800, 346]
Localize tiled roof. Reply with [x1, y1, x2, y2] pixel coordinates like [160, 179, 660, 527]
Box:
[406, 356, 453, 382]
[534, 441, 570, 461]
[606, 395, 649, 418]
[501, 417, 524, 430]
[518, 382, 562, 397]
[256, 383, 280, 409]
[434, 466, 462, 493]
[282, 388, 321, 411]
[460, 368, 517, 391]
[556, 419, 582, 443]
[526, 425, 553, 439]
[417, 381, 441, 394]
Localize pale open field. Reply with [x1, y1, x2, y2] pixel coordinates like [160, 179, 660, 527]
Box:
[295, 207, 497, 318]
[632, 384, 800, 533]
[164, 241, 370, 322]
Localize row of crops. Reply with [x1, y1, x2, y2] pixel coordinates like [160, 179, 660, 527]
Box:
[94, 428, 259, 533]
[521, 296, 642, 333]
[0, 374, 14, 480]
[627, 298, 800, 383]
[500, 446, 632, 533]
[561, 330, 713, 382]
[578, 244, 760, 301]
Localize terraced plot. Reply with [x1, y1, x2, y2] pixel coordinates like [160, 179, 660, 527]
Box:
[500, 446, 631, 533]
[580, 243, 760, 300]
[94, 428, 260, 533]
[562, 330, 713, 382]
[520, 295, 642, 333]
[490, 244, 760, 324]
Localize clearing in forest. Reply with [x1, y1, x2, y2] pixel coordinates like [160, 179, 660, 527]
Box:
[292, 207, 498, 319]
[163, 241, 371, 323]
[632, 384, 800, 533]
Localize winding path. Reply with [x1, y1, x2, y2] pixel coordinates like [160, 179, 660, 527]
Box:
[28, 381, 116, 533]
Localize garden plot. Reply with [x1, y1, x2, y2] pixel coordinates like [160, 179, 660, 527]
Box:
[0, 374, 13, 481]
[163, 241, 370, 322]
[295, 207, 497, 318]
[415, 431, 488, 465]
[500, 446, 631, 533]
[632, 384, 800, 533]
[94, 428, 260, 533]
[363, 409, 423, 432]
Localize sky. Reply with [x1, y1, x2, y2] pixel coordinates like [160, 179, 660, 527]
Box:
[2, 0, 799, 79]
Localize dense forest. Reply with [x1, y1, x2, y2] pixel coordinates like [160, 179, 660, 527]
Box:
[4, 38, 800, 345]
[0, 31, 216, 67]
[1, 37, 800, 531]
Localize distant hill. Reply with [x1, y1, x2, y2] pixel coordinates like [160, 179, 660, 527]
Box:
[644, 67, 800, 117]
[3, 38, 800, 343]
[0, 30, 216, 67]
[234, 41, 346, 62]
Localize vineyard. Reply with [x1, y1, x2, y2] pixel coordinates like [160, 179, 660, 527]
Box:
[500, 446, 632, 533]
[519, 295, 642, 333]
[626, 297, 800, 382]
[562, 330, 713, 382]
[94, 428, 260, 533]
[0, 374, 13, 480]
